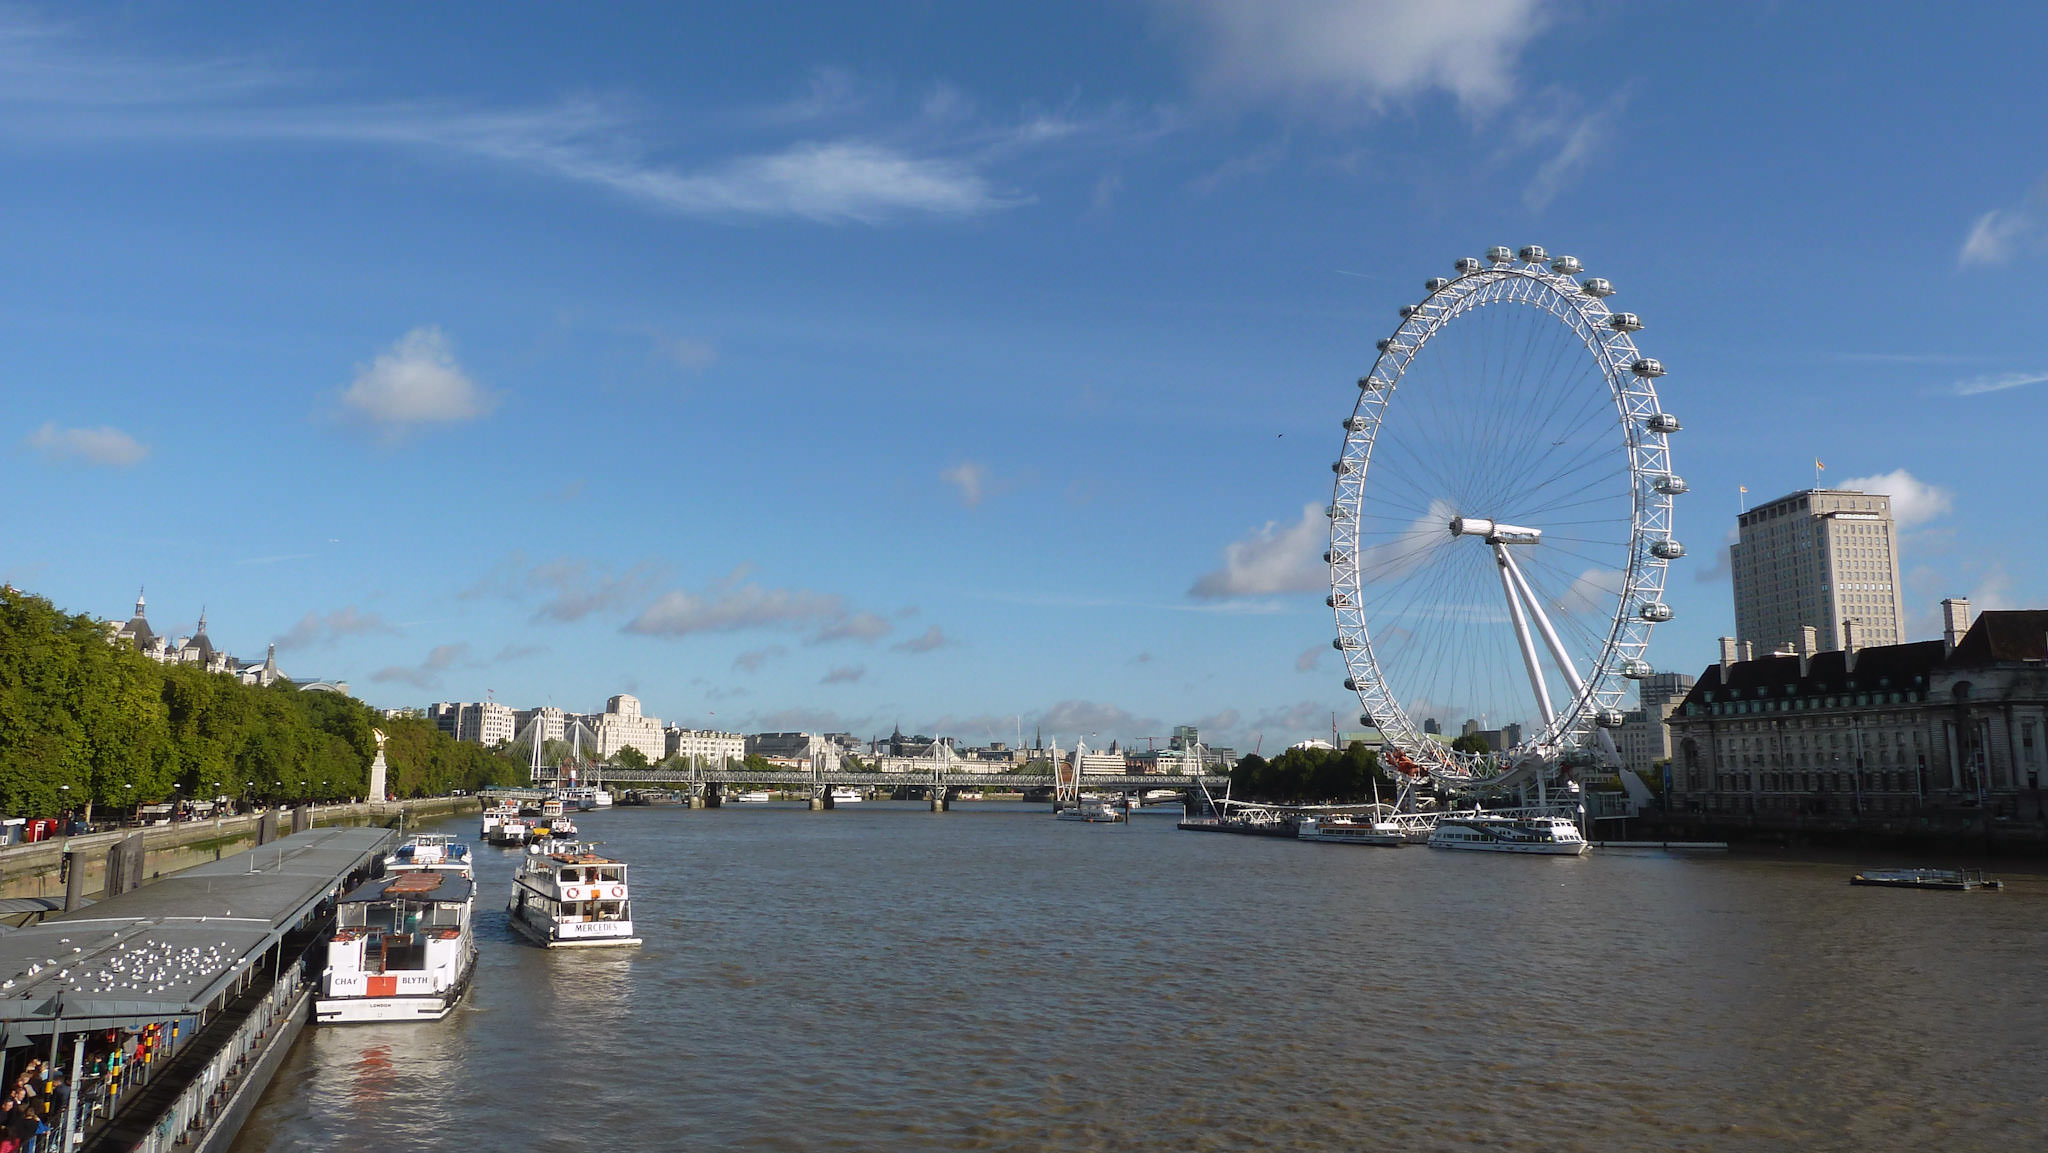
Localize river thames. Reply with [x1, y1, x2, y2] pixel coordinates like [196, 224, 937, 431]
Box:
[232, 803, 2045, 1152]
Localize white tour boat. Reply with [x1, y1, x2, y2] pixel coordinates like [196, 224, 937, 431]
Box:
[486, 814, 531, 847]
[1427, 814, 1588, 855]
[480, 802, 519, 838]
[508, 843, 642, 948]
[1055, 795, 1127, 823]
[558, 786, 614, 810]
[317, 870, 477, 1023]
[1297, 815, 1406, 846]
[384, 833, 476, 877]
[731, 790, 773, 803]
[829, 787, 864, 804]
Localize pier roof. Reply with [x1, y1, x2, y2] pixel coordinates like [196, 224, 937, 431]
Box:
[0, 825, 392, 1040]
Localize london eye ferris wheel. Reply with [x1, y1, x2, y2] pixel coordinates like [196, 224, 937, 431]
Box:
[1327, 246, 1686, 790]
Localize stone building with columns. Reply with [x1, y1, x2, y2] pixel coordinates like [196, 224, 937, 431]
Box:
[1665, 598, 2048, 824]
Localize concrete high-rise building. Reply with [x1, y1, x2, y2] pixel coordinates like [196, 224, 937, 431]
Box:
[1731, 489, 1905, 655]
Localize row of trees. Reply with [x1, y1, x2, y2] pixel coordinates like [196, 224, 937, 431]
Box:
[1226, 741, 1397, 804]
[0, 588, 529, 817]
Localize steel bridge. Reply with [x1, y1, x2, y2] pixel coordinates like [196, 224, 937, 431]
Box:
[491, 763, 1225, 812]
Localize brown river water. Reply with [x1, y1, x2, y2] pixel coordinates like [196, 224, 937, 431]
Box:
[230, 803, 2047, 1152]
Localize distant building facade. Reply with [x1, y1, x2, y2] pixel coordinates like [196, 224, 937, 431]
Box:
[1617, 672, 1696, 776]
[664, 726, 743, 768]
[106, 590, 322, 691]
[584, 694, 665, 762]
[430, 701, 517, 747]
[1732, 488, 1905, 654]
[1666, 600, 2047, 819]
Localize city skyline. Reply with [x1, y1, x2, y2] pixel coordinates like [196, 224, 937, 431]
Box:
[4, 4, 2044, 750]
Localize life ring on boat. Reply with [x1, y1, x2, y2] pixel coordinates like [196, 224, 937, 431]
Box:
[562, 886, 580, 899]
[610, 886, 624, 898]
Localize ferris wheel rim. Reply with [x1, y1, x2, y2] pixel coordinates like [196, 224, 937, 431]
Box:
[1327, 251, 1680, 787]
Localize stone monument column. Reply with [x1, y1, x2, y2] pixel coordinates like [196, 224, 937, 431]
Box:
[368, 728, 390, 803]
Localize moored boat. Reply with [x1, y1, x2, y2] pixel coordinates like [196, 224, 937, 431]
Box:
[829, 787, 864, 804]
[317, 870, 477, 1023]
[731, 790, 773, 803]
[1055, 795, 1126, 823]
[1298, 815, 1406, 846]
[1851, 868, 2003, 891]
[1427, 813, 1588, 855]
[508, 842, 642, 948]
[384, 833, 475, 877]
[487, 815, 531, 847]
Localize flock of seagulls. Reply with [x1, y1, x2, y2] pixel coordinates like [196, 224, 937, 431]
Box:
[4, 933, 242, 999]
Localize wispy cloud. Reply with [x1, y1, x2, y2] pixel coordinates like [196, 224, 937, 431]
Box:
[1189, 503, 1326, 599]
[25, 422, 148, 466]
[273, 605, 398, 651]
[732, 646, 786, 673]
[1159, 0, 1551, 116]
[628, 569, 845, 637]
[891, 625, 950, 654]
[464, 554, 664, 624]
[1295, 646, 1323, 673]
[0, 20, 1042, 225]
[339, 326, 495, 436]
[941, 461, 990, 507]
[813, 612, 893, 644]
[1958, 175, 2048, 266]
[369, 642, 469, 689]
[820, 665, 866, 685]
[1951, 370, 2048, 397]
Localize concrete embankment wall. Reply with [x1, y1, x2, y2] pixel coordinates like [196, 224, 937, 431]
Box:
[0, 795, 479, 901]
[1638, 809, 2048, 858]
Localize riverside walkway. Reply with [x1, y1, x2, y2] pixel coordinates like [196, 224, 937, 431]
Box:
[0, 825, 393, 1153]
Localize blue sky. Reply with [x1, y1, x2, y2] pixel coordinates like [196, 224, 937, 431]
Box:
[4, 2, 2044, 751]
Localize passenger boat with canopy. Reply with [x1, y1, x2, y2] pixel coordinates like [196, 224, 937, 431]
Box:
[1426, 813, 1588, 855]
[1297, 815, 1406, 846]
[384, 833, 474, 877]
[508, 842, 641, 948]
[316, 870, 478, 1023]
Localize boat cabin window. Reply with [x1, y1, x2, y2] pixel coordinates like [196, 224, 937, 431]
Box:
[428, 901, 466, 927]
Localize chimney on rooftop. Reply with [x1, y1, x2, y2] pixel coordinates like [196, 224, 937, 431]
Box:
[1719, 636, 1740, 673]
[1741, 640, 1755, 662]
[1942, 597, 1972, 654]
[1798, 625, 1818, 676]
[1842, 618, 1860, 673]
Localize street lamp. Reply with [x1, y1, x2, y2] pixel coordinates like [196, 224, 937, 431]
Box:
[125, 783, 135, 824]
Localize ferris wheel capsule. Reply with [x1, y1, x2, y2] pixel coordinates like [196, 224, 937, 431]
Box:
[1454, 257, 1484, 274]
[1550, 255, 1583, 275]
[1518, 245, 1548, 263]
[1376, 338, 1395, 352]
[1582, 277, 1615, 297]
[1486, 246, 1514, 263]
[1650, 539, 1686, 559]
[1399, 304, 1418, 319]
[1343, 415, 1367, 430]
[1594, 708, 1627, 729]
[1343, 678, 1360, 691]
[1645, 412, 1681, 433]
[1621, 659, 1654, 679]
[1653, 474, 1689, 495]
[1425, 277, 1450, 292]
[1609, 313, 1644, 332]
[1639, 603, 1674, 622]
[1631, 358, 1666, 378]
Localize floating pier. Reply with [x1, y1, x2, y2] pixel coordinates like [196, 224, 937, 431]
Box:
[0, 825, 393, 1153]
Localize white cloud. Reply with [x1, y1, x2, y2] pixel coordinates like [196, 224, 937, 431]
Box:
[25, 422, 148, 466]
[1837, 469, 1954, 530]
[1160, 0, 1550, 115]
[820, 665, 866, 685]
[1295, 646, 1323, 673]
[1958, 208, 2034, 266]
[340, 327, 494, 432]
[1036, 699, 1163, 741]
[941, 461, 990, 507]
[1190, 503, 1326, 598]
[628, 572, 845, 637]
[1694, 526, 1740, 585]
[1951, 370, 2048, 397]
[1958, 177, 2048, 266]
[601, 140, 1013, 224]
[1552, 567, 1626, 616]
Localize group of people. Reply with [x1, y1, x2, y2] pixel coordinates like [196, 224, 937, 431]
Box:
[0, 1022, 175, 1152]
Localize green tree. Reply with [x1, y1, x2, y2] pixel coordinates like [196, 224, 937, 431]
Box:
[614, 745, 650, 769]
[1450, 733, 1493, 756]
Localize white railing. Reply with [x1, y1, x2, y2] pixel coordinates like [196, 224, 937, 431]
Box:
[131, 964, 307, 1153]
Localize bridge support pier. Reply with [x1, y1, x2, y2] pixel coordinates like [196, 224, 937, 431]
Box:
[690, 783, 722, 809]
[929, 787, 952, 813]
[809, 788, 834, 811]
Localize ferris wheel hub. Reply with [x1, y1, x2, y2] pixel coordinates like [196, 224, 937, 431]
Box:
[1447, 516, 1542, 545]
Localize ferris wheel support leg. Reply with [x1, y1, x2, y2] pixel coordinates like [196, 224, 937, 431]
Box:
[1495, 546, 1556, 730]
[1498, 547, 1589, 701]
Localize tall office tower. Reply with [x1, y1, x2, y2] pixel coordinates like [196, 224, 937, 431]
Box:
[1730, 488, 1906, 654]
